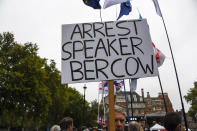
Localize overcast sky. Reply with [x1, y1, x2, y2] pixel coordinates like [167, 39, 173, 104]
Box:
[0, 0, 197, 112]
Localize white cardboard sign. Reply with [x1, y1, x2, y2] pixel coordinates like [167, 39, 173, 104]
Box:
[61, 19, 158, 84]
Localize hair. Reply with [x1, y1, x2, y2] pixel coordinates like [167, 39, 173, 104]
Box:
[59, 117, 73, 130]
[50, 125, 61, 131]
[164, 112, 181, 131]
[115, 108, 126, 117]
[105, 107, 126, 121]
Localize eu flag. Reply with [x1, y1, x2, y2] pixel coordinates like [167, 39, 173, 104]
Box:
[117, 0, 132, 20]
[83, 0, 101, 9]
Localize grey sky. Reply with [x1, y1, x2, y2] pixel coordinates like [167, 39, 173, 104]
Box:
[0, 0, 197, 112]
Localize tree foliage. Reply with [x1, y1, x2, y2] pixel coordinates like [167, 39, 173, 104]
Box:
[184, 81, 197, 121]
[0, 32, 52, 127]
[0, 32, 99, 129]
[86, 100, 102, 127]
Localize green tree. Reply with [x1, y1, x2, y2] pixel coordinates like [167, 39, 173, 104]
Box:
[0, 32, 52, 129]
[43, 60, 67, 126]
[62, 87, 84, 128]
[184, 81, 197, 121]
[85, 100, 101, 127]
[0, 32, 100, 129]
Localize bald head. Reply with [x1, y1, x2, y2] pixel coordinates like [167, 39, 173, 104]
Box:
[128, 121, 139, 131]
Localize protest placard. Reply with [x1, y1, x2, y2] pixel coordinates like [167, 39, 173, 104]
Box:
[61, 19, 158, 84]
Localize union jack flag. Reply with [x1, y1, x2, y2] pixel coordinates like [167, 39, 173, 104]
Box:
[114, 80, 124, 92]
[99, 80, 124, 94]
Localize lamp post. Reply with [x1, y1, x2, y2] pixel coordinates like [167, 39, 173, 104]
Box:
[83, 84, 87, 125]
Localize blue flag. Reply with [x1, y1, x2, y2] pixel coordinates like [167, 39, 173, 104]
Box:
[139, 13, 143, 20]
[117, 0, 132, 20]
[83, 0, 101, 9]
[137, 8, 143, 20]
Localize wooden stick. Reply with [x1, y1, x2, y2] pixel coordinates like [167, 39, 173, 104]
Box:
[108, 80, 115, 131]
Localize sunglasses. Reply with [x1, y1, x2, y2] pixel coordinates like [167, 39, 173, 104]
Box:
[115, 119, 125, 123]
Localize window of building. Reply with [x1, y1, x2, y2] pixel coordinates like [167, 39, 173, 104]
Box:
[140, 97, 143, 102]
[133, 95, 137, 102]
[156, 106, 161, 110]
[128, 95, 131, 101]
[141, 109, 144, 114]
[136, 109, 138, 114]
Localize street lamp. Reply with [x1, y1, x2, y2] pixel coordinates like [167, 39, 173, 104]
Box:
[83, 84, 87, 124]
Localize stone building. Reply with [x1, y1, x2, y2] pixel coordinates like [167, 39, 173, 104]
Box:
[115, 91, 145, 120]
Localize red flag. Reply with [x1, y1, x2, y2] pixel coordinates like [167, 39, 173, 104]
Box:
[152, 42, 165, 67]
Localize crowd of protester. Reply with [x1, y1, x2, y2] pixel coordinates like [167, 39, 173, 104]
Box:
[50, 110, 184, 131]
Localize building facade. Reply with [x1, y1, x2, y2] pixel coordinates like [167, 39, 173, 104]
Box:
[145, 91, 174, 114]
[103, 89, 174, 122]
[115, 91, 145, 120]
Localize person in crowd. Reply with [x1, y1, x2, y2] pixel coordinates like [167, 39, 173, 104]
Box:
[50, 125, 61, 131]
[139, 118, 146, 131]
[163, 112, 184, 131]
[59, 117, 74, 131]
[152, 121, 157, 125]
[128, 121, 140, 131]
[106, 108, 126, 131]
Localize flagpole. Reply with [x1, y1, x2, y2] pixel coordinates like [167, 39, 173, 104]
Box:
[129, 79, 134, 119]
[99, 9, 102, 22]
[116, 5, 118, 20]
[97, 84, 100, 123]
[157, 75, 168, 113]
[101, 83, 105, 125]
[123, 80, 130, 123]
[103, 93, 106, 124]
[157, 2, 188, 130]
